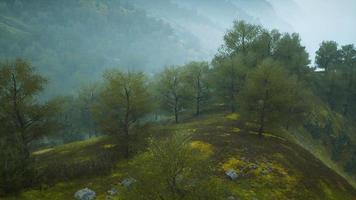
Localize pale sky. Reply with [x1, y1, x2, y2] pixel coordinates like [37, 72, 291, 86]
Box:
[270, 0, 356, 64]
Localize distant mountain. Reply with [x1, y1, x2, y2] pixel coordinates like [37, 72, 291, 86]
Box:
[130, 0, 294, 57]
[0, 0, 206, 96]
[0, 0, 293, 96]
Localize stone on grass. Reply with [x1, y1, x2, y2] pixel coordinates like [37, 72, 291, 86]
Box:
[249, 163, 258, 170]
[121, 178, 137, 188]
[74, 188, 96, 200]
[225, 169, 238, 180]
[107, 187, 118, 196]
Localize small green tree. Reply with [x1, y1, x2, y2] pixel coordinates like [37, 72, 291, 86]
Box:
[240, 59, 311, 136]
[315, 41, 343, 109]
[339, 44, 356, 116]
[0, 59, 58, 194]
[122, 133, 227, 200]
[273, 33, 310, 79]
[156, 67, 186, 123]
[182, 61, 210, 116]
[222, 20, 262, 56]
[94, 70, 151, 158]
[316, 41, 341, 73]
[212, 54, 247, 112]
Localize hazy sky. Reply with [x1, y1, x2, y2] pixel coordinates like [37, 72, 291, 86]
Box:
[271, 0, 356, 64]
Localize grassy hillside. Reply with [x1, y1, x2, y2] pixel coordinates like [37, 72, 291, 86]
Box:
[5, 113, 356, 200]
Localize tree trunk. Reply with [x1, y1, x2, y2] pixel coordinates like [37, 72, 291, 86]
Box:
[258, 89, 268, 137]
[196, 97, 200, 116]
[258, 123, 264, 137]
[174, 107, 178, 123]
[258, 108, 265, 137]
[124, 87, 131, 158]
[174, 95, 179, 123]
[12, 73, 31, 160]
[123, 124, 130, 159]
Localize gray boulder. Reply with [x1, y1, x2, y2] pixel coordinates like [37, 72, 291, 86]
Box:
[74, 188, 96, 200]
[121, 177, 137, 188]
[249, 163, 258, 170]
[225, 169, 238, 180]
[107, 187, 118, 196]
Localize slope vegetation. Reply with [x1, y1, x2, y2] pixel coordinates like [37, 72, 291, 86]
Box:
[5, 113, 356, 200]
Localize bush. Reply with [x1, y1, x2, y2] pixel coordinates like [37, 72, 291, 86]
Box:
[0, 139, 33, 195]
[121, 133, 228, 200]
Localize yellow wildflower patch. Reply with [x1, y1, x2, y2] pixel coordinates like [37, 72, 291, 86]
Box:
[190, 140, 214, 156]
[225, 113, 240, 120]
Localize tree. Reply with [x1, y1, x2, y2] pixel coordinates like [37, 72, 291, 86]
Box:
[122, 133, 227, 200]
[156, 67, 186, 123]
[249, 29, 281, 66]
[77, 83, 99, 137]
[0, 59, 58, 194]
[315, 41, 343, 109]
[273, 33, 310, 79]
[339, 44, 356, 116]
[94, 70, 151, 158]
[239, 59, 310, 136]
[212, 54, 247, 112]
[316, 41, 341, 72]
[182, 61, 210, 116]
[221, 20, 262, 56]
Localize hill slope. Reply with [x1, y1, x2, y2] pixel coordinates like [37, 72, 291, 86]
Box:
[5, 113, 355, 200]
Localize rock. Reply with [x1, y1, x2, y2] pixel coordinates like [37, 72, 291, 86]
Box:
[121, 178, 137, 188]
[249, 163, 258, 170]
[107, 187, 118, 196]
[225, 169, 238, 180]
[74, 188, 96, 200]
[261, 167, 273, 175]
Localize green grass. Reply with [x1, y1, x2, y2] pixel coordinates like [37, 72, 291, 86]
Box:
[4, 112, 356, 200]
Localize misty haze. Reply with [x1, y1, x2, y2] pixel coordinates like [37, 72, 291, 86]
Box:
[0, 0, 356, 199]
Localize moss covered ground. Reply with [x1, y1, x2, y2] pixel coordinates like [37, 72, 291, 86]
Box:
[4, 113, 356, 200]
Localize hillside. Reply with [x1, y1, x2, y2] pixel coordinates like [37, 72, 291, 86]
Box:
[5, 113, 356, 200]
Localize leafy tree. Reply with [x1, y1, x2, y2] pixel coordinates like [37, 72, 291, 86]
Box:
[212, 54, 247, 112]
[221, 20, 262, 56]
[316, 41, 341, 72]
[339, 44, 356, 116]
[315, 41, 343, 109]
[93, 70, 151, 158]
[0, 59, 58, 194]
[273, 33, 310, 79]
[249, 29, 281, 66]
[240, 59, 310, 136]
[182, 61, 210, 116]
[156, 67, 186, 123]
[122, 133, 227, 200]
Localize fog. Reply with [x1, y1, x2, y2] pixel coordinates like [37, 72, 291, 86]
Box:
[1, 0, 356, 95]
[270, 0, 356, 63]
